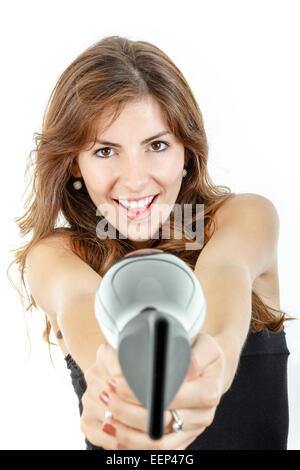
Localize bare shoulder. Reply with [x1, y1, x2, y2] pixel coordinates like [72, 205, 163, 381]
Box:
[214, 192, 279, 230]
[197, 192, 280, 284]
[25, 230, 102, 319]
[25, 231, 71, 272]
[37, 230, 73, 253]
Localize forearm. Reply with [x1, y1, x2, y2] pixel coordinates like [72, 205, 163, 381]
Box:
[57, 293, 107, 373]
[194, 264, 253, 393]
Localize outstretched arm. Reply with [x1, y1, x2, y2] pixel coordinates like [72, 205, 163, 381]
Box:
[192, 193, 280, 392]
[193, 264, 252, 393]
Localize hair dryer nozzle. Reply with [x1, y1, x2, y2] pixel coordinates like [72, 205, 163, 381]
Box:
[118, 307, 190, 439]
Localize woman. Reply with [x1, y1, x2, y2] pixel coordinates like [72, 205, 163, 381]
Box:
[8, 35, 291, 450]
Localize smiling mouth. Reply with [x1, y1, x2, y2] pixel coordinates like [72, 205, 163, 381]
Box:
[112, 193, 160, 218]
[113, 194, 159, 209]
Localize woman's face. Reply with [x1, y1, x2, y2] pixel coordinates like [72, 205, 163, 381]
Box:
[73, 96, 185, 248]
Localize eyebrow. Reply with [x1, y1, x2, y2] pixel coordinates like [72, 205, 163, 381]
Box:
[95, 130, 171, 148]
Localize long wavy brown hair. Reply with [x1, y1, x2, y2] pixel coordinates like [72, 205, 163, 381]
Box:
[7, 35, 291, 356]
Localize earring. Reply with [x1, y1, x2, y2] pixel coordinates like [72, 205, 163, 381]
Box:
[182, 168, 187, 178]
[73, 179, 82, 190]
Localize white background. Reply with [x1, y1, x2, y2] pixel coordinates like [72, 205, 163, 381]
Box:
[0, 0, 299, 450]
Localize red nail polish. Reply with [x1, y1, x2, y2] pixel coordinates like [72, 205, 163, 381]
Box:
[102, 422, 116, 437]
[99, 391, 110, 405]
[108, 378, 117, 392]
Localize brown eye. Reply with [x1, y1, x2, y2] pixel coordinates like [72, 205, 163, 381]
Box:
[150, 141, 169, 152]
[94, 147, 115, 158]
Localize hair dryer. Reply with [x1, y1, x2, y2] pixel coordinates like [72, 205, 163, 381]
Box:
[94, 249, 206, 440]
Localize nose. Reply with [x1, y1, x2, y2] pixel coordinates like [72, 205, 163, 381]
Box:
[120, 157, 150, 192]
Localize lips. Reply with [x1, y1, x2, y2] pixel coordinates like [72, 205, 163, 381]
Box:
[117, 194, 156, 203]
[113, 194, 159, 212]
[113, 193, 159, 220]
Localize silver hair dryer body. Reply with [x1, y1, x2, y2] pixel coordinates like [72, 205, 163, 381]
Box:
[94, 249, 206, 439]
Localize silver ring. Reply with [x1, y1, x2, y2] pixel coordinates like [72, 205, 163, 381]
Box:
[104, 408, 113, 420]
[171, 410, 184, 432]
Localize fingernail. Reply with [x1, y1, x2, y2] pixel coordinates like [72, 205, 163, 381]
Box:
[99, 391, 110, 405]
[107, 378, 117, 392]
[102, 422, 116, 437]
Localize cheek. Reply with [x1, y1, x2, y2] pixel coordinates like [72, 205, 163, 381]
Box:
[157, 161, 182, 182]
[166, 169, 184, 192]
[161, 153, 184, 184]
[83, 171, 111, 204]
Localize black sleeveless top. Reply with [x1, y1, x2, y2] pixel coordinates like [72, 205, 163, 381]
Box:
[64, 328, 290, 450]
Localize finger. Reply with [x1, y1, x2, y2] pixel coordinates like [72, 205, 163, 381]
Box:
[82, 388, 109, 424]
[88, 387, 212, 436]
[102, 336, 221, 405]
[99, 344, 142, 405]
[80, 415, 118, 450]
[112, 418, 199, 450]
[103, 387, 146, 431]
[97, 343, 123, 376]
[103, 388, 172, 433]
[99, 349, 221, 411]
[167, 375, 221, 410]
[166, 407, 217, 433]
[184, 334, 221, 381]
[108, 371, 221, 415]
[107, 374, 144, 405]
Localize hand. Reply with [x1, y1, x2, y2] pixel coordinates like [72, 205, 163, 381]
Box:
[80, 341, 154, 450]
[80, 334, 226, 450]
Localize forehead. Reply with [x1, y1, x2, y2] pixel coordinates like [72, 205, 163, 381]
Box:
[95, 96, 169, 135]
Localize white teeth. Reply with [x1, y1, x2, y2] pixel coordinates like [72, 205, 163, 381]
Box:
[118, 195, 155, 209]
